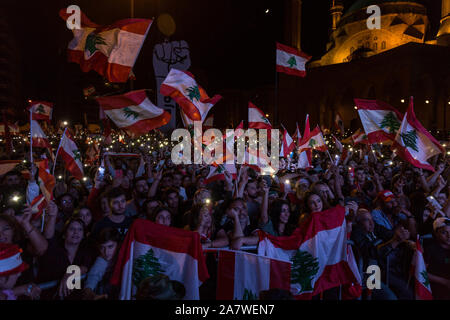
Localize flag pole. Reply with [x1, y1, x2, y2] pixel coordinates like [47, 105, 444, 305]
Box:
[274, 60, 279, 127]
[52, 128, 67, 175]
[29, 110, 33, 164]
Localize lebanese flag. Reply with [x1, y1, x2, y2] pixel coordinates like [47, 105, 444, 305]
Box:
[216, 250, 291, 300]
[334, 112, 344, 135]
[160, 68, 222, 122]
[297, 150, 312, 170]
[392, 97, 444, 172]
[30, 120, 51, 149]
[352, 129, 369, 145]
[298, 126, 327, 153]
[59, 9, 152, 83]
[110, 219, 209, 300]
[28, 101, 53, 122]
[248, 102, 272, 130]
[276, 42, 311, 78]
[304, 114, 311, 138]
[203, 114, 214, 130]
[96, 90, 171, 138]
[293, 122, 302, 146]
[332, 135, 343, 153]
[30, 194, 47, 220]
[58, 129, 84, 180]
[38, 158, 55, 202]
[355, 99, 403, 144]
[257, 206, 358, 299]
[280, 127, 295, 158]
[243, 147, 276, 175]
[204, 164, 237, 184]
[412, 236, 433, 300]
[342, 235, 362, 299]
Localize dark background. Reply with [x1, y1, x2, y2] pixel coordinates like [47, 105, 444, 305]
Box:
[0, 0, 443, 125]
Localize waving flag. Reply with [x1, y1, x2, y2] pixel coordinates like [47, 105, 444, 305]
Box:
[216, 250, 291, 300]
[297, 150, 312, 170]
[248, 102, 272, 131]
[298, 126, 327, 153]
[96, 90, 171, 138]
[38, 158, 55, 202]
[258, 206, 358, 299]
[204, 164, 237, 184]
[276, 42, 311, 78]
[412, 236, 433, 300]
[57, 129, 84, 180]
[393, 97, 444, 172]
[111, 219, 209, 300]
[293, 122, 302, 146]
[30, 194, 47, 221]
[28, 101, 53, 122]
[351, 129, 369, 145]
[355, 99, 403, 144]
[280, 127, 295, 158]
[30, 120, 51, 149]
[59, 9, 152, 83]
[160, 68, 222, 122]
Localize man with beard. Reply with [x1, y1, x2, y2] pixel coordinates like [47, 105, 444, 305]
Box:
[124, 177, 149, 218]
[91, 188, 133, 241]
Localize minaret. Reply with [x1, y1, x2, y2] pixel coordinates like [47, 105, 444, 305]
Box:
[437, 0, 450, 46]
[330, 0, 344, 32]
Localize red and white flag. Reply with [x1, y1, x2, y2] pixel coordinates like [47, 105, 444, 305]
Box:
[30, 194, 47, 221]
[297, 150, 312, 170]
[59, 9, 152, 83]
[393, 97, 444, 172]
[412, 236, 433, 300]
[293, 122, 302, 146]
[298, 126, 327, 153]
[30, 120, 51, 149]
[57, 129, 84, 180]
[204, 164, 237, 185]
[248, 102, 272, 130]
[351, 129, 369, 145]
[355, 99, 403, 144]
[28, 101, 53, 122]
[258, 206, 359, 299]
[203, 114, 214, 130]
[216, 250, 291, 300]
[96, 90, 171, 138]
[280, 127, 295, 158]
[110, 219, 209, 300]
[276, 42, 311, 78]
[160, 68, 222, 122]
[38, 158, 55, 202]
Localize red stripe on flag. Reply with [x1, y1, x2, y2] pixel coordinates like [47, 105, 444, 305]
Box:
[216, 250, 236, 300]
[276, 42, 312, 60]
[269, 259, 291, 292]
[59, 148, 84, 180]
[119, 113, 171, 137]
[96, 90, 147, 109]
[276, 65, 306, 78]
[392, 140, 435, 172]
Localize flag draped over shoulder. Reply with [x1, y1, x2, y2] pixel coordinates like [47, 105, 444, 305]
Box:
[58, 129, 84, 180]
[355, 99, 403, 144]
[393, 98, 444, 172]
[276, 42, 310, 77]
[216, 250, 291, 300]
[257, 205, 358, 299]
[160, 68, 222, 122]
[96, 90, 171, 138]
[28, 101, 53, 122]
[59, 9, 152, 83]
[110, 219, 209, 300]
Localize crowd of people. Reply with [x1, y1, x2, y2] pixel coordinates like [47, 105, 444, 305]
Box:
[0, 126, 449, 300]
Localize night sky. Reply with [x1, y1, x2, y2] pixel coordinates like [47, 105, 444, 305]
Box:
[1, 0, 443, 124]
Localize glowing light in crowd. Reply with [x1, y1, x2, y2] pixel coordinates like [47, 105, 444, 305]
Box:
[425, 100, 430, 104]
[401, 99, 405, 103]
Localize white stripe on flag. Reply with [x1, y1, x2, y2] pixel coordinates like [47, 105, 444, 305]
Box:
[276, 49, 307, 71]
[104, 98, 164, 128]
[234, 251, 270, 299]
[108, 30, 146, 66]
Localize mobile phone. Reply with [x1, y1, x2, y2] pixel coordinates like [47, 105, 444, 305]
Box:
[427, 196, 442, 211]
[98, 166, 105, 180]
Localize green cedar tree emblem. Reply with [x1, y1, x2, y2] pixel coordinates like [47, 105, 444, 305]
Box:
[420, 270, 430, 288]
[36, 104, 46, 114]
[380, 112, 400, 134]
[242, 288, 258, 300]
[287, 56, 297, 68]
[308, 138, 317, 148]
[400, 129, 419, 152]
[72, 149, 82, 162]
[85, 32, 107, 57]
[123, 107, 140, 120]
[132, 248, 165, 287]
[186, 85, 201, 102]
[290, 250, 319, 294]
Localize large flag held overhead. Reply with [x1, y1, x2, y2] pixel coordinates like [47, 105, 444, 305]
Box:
[257, 205, 358, 299]
[110, 219, 209, 300]
[248, 102, 272, 130]
[28, 101, 53, 122]
[276, 42, 311, 78]
[96, 90, 171, 138]
[216, 250, 291, 300]
[412, 236, 433, 300]
[30, 120, 51, 149]
[160, 68, 222, 122]
[57, 129, 84, 180]
[355, 99, 403, 144]
[393, 97, 444, 172]
[59, 9, 152, 83]
[298, 125, 327, 153]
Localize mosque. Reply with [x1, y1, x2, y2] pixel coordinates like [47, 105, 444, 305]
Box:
[274, 0, 450, 135]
